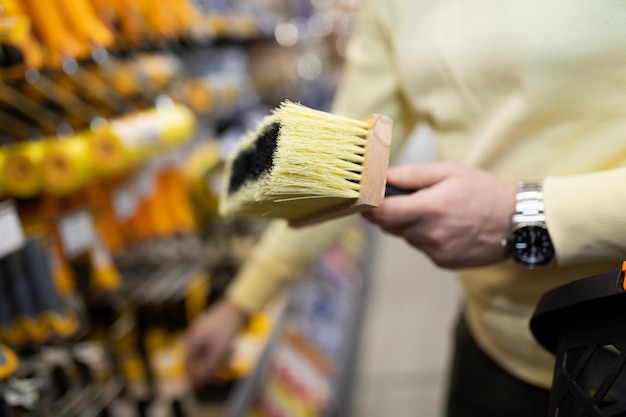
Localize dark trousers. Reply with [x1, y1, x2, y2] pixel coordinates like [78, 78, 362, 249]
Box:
[445, 315, 551, 417]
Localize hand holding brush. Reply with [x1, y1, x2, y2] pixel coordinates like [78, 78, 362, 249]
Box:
[363, 161, 517, 269]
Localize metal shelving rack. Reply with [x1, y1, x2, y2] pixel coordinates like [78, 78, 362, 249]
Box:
[222, 224, 374, 417]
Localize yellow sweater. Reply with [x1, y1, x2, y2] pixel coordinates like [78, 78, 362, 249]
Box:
[228, 0, 626, 388]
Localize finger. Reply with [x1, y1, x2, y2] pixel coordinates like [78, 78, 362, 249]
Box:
[187, 364, 207, 388]
[365, 192, 434, 229]
[185, 350, 208, 382]
[184, 339, 198, 366]
[386, 162, 458, 190]
[189, 351, 223, 388]
[184, 332, 204, 367]
[184, 336, 217, 377]
[362, 208, 413, 234]
[187, 356, 210, 388]
[209, 352, 236, 383]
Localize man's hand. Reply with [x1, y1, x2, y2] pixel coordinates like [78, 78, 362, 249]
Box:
[184, 298, 248, 388]
[363, 162, 517, 269]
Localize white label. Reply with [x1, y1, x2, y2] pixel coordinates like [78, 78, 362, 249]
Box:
[91, 237, 112, 267]
[136, 113, 161, 146]
[113, 185, 138, 221]
[111, 113, 161, 149]
[58, 210, 96, 258]
[134, 169, 156, 198]
[0, 201, 25, 258]
[111, 120, 139, 149]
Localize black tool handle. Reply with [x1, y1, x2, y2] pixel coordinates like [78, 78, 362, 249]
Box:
[1, 253, 38, 320]
[22, 239, 62, 314]
[0, 269, 14, 328]
[384, 184, 416, 197]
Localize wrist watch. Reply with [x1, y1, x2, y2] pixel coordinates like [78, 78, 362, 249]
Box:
[501, 182, 555, 268]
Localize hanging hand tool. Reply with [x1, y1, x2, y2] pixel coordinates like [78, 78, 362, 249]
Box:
[21, 67, 103, 130]
[22, 238, 80, 339]
[0, 267, 25, 347]
[0, 108, 36, 141]
[0, 80, 68, 136]
[0, 251, 50, 345]
[0, 0, 44, 69]
[0, 344, 18, 381]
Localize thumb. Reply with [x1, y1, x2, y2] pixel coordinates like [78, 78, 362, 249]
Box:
[387, 162, 454, 190]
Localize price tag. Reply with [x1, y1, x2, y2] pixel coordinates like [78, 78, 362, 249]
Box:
[0, 201, 25, 258]
[111, 113, 161, 149]
[134, 113, 161, 146]
[134, 169, 155, 198]
[58, 210, 96, 258]
[90, 237, 112, 267]
[113, 185, 138, 221]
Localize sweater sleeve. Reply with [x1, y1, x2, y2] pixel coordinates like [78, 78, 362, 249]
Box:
[544, 166, 626, 266]
[226, 217, 359, 313]
[225, 0, 414, 314]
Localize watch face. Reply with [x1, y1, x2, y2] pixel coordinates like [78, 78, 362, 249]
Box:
[510, 225, 554, 267]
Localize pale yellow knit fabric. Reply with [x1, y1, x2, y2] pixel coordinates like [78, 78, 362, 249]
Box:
[228, 0, 626, 388]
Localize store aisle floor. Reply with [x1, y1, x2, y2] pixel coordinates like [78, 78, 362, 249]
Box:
[350, 126, 461, 417]
[350, 232, 460, 417]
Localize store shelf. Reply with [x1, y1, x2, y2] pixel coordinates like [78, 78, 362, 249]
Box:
[222, 232, 369, 417]
[0, 0, 360, 416]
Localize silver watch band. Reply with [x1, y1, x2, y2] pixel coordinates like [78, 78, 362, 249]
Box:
[513, 182, 545, 224]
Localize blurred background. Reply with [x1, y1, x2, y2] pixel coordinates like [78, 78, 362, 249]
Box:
[0, 1, 460, 416]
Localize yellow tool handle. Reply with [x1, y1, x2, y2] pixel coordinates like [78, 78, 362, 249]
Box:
[79, 182, 123, 253]
[0, 0, 45, 68]
[0, 81, 63, 133]
[20, 0, 89, 66]
[88, 237, 122, 291]
[40, 311, 79, 338]
[0, 344, 19, 380]
[48, 238, 76, 295]
[60, 63, 134, 113]
[42, 134, 93, 196]
[102, 0, 145, 47]
[51, 0, 114, 49]
[2, 140, 46, 198]
[23, 69, 101, 124]
[0, 109, 34, 140]
[136, 0, 177, 40]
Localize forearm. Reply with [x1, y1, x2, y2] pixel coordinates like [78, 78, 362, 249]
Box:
[226, 216, 359, 314]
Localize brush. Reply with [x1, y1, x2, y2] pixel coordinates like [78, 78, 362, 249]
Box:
[219, 101, 412, 228]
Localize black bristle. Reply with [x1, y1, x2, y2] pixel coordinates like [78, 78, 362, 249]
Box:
[228, 121, 281, 194]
